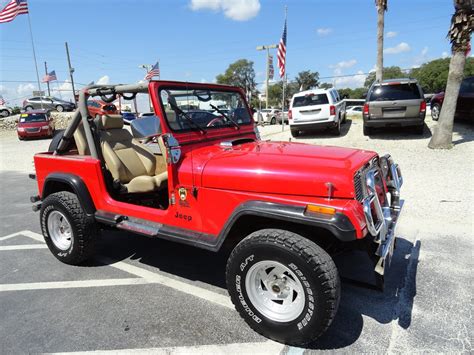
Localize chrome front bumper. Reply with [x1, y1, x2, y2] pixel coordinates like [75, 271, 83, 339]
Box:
[362, 155, 403, 276]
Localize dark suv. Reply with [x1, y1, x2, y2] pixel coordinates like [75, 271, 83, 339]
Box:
[363, 78, 426, 135]
[430, 76, 474, 121]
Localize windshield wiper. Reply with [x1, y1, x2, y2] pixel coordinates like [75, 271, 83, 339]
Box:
[210, 104, 240, 129]
[168, 101, 206, 134]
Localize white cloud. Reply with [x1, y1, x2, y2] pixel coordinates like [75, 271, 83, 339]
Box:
[96, 75, 110, 85]
[384, 42, 411, 54]
[442, 51, 449, 58]
[189, 0, 260, 21]
[51, 80, 74, 102]
[334, 70, 367, 89]
[386, 31, 397, 38]
[412, 46, 430, 68]
[317, 28, 333, 36]
[17, 83, 35, 96]
[330, 59, 357, 76]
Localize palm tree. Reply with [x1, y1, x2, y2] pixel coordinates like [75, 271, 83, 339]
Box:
[429, 0, 473, 149]
[375, 0, 388, 82]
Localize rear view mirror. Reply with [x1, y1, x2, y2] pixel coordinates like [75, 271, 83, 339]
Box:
[131, 115, 161, 139]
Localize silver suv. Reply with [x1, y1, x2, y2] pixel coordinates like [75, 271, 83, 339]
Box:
[363, 78, 426, 135]
[23, 96, 76, 112]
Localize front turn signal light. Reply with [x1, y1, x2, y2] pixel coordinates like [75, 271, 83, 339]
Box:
[305, 204, 336, 216]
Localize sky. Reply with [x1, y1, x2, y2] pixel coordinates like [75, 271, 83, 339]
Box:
[0, 0, 457, 106]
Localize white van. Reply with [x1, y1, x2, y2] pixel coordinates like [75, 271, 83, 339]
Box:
[289, 88, 346, 137]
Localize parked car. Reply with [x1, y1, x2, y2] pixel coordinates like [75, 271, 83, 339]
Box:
[17, 110, 54, 140]
[0, 105, 13, 118]
[23, 97, 76, 112]
[289, 88, 346, 137]
[346, 105, 363, 117]
[260, 108, 281, 125]
[33, 80, 403, 346]
[363, 78, 426, 135]
[430, 76, 474, 121]
[276, 110, 289, 124]
[121, 112, 137, 125]
[87, 99, 118, 118]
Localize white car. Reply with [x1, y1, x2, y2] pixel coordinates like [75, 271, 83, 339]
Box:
[0, 105, 13, 118]
[259, 108, 281, 125]
[346, 105, 363, 117]
[289, 88, 346, 137]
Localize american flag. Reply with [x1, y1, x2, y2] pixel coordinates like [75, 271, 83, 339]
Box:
[144, 62, 160, 80]
[42, 70, 57, 83]
[277, 15, 287, 78]
[0, 0, 28, 24]
[0, 95, 6, 105]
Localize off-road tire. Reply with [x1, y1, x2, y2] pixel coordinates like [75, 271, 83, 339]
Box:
[226, 229, 340, 346]
[363, 125, 371, 136]
[56, 105, 64, 112]
[40, 191, 97, 265]
[290, 129, 300, 138]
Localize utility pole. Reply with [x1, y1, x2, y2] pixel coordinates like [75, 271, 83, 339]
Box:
[44, 61, 50, 96]
[256, 44, 277, 109]
[65, 42, 77, 105]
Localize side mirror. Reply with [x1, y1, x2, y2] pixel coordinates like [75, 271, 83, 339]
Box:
[162, 134, 181, 164]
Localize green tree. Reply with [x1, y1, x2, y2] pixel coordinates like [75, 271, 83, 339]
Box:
[429, 0, 473, 149]
[267, 81, 299, 108]
[295, 70, 319, 91]
[410, 57, 474, 93]
[364, 66, 405, 87]
[216, 59, 257, 96]
[319, 82, 333, 89]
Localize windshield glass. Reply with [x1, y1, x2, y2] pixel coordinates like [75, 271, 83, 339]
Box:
[159, 88, 252, 132]
[19, 113, 47, 122]
[292, 94, 329, 107]
[369, 84, 421, 101]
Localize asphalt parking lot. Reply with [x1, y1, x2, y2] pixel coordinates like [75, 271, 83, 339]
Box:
[0, 116, 472, 353]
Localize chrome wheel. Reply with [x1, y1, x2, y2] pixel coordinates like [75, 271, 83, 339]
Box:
[245, 260, 306, 322]
[47, 210, 72, 250]
[431, 104, 440, 121]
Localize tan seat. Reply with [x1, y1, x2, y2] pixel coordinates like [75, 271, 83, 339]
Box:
[97, 115, 168, 193]
[73, 121, 90, 155]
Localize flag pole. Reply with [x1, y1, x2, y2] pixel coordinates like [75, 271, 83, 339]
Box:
[26, 12, 41, 91]
[281, 6, 287, 133]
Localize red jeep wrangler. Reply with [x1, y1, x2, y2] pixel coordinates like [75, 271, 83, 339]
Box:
[31, 81, 403, 345]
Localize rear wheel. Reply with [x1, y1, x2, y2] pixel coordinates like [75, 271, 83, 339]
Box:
[415, 124, 424, 135]
[226, 229, 340, 346]
[40, 191, 97, 265]
[290, 128, 300, 137]
[363, 125, 371, 136]
[332, 119, 341, 136]
[431, 103, 440, 121]
[341, 112, 347, 124]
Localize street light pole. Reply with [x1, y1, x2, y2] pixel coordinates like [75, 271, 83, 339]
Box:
[256, 44, 277, 109]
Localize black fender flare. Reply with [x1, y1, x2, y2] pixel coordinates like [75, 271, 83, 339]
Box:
[42, 173, 96, 216]
[216, 201, 357, 249]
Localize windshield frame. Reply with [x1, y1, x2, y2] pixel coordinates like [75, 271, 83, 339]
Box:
[156, 85, 253, 134]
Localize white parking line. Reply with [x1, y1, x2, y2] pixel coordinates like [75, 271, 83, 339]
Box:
[0, 244, 48, 251]
[0, 230, 44, 243]
[101, 257, 234, 309]
[0, 278, 149, 292]
[49, 340, 285, 355]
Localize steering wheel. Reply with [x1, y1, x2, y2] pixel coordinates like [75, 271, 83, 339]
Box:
[207, 117, 225, 127]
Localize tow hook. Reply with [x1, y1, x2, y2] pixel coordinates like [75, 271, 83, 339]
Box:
[30, 195, 40, 203]
[32, 203, 42, 212]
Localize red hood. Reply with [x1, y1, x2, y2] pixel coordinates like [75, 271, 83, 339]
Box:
[193, 141, 377, 199]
